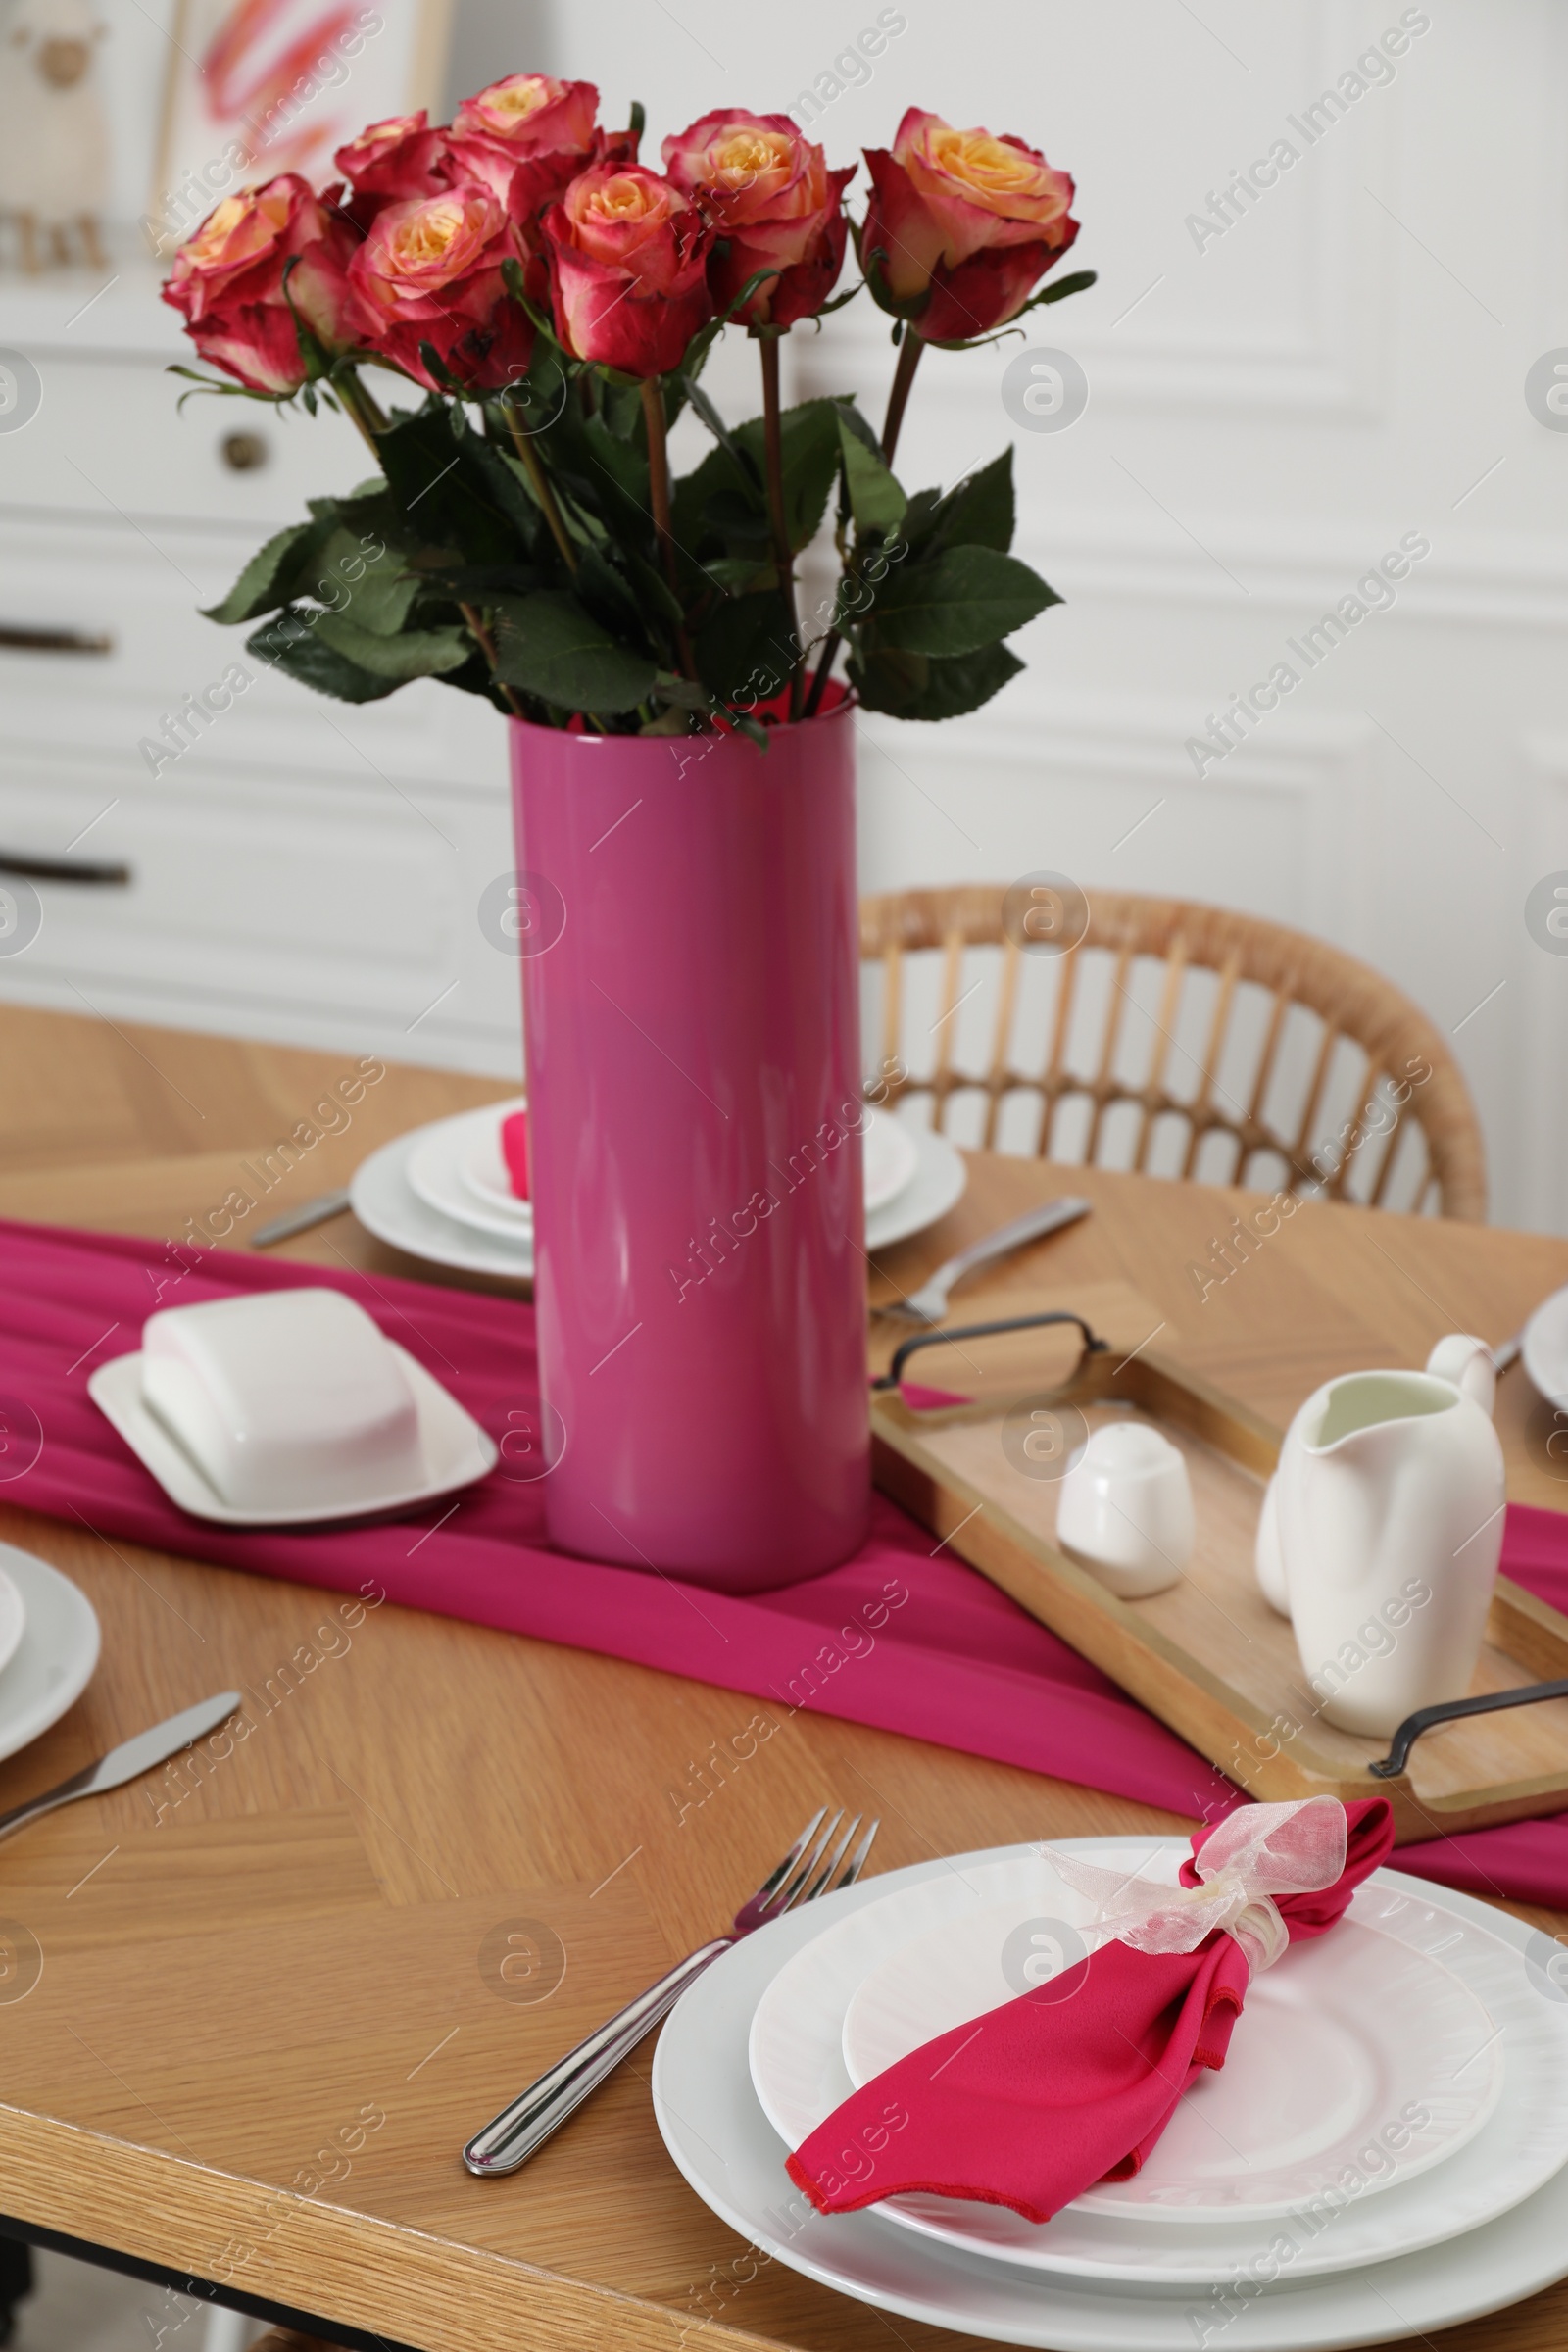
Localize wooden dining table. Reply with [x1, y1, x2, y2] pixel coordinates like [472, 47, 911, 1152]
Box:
[1, 1001, 1566, 2352]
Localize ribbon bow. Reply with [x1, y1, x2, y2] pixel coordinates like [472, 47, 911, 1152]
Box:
[1045, 1795, 1348, 1974]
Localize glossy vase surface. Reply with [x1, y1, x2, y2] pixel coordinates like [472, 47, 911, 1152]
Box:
[509, 700, 870, 1592]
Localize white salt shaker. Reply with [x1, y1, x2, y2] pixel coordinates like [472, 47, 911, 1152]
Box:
[1056, 1422, 1195, 1597]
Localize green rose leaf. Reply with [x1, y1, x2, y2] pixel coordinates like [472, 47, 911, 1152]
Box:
[203, 518, 329, 625]
[309, 526, 420, 637]
[864, 544, 1059, 658]
[905, 449, 1015, 559]
[376, 401, 516, 568]
[694, 588, 796, 704]
[492, 590, 659, 711]
[849, 639, 1026, 721]
[837, 414, 906, 538]
[673, 398, 848, 560]
[246, 609, 400, 703]
[311, 612, 472, 679]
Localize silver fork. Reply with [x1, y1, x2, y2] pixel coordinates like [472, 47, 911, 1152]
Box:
[879, 1197, 1093, 1324]
[462, 1807, 878, 2177]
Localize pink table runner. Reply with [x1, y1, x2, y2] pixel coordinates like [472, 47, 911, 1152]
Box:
[3, 1218, 1564, 1904]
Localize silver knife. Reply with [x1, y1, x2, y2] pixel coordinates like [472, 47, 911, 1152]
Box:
[0, 1690, 242, 1849]
[251, 1190, 352, 1248]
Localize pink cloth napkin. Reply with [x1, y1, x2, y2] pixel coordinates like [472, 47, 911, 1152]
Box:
[786, 1797, 1396, 2224]
[2, 1217, 1566, 1906]
[500, 1110, 529, 1200]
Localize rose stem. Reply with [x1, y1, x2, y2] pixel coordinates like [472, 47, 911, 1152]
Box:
[804, 327, 927, 718]
[641, 376, 698, 680]
[878, 325, 925, 467]
[503, 403, 578, 577]
[334, 367, 389, 445]
[457, 601, 527, 720]
[758, 329, 804, 719]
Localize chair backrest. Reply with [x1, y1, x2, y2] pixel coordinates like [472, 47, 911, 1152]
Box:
[859, 884, 1487, 1220]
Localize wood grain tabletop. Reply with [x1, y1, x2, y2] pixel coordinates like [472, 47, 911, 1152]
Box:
[0, 1002, 1565, 2352]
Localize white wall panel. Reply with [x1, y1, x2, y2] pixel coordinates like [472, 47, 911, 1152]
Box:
[2, 0, 1564, 1235]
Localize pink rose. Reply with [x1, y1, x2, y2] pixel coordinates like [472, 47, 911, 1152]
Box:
[163, 175, 355, 395]
[334, 112, 455, 202]
[862, 107, 1079, 343]
[344, 186, 532, 392]
[662, 110, 853, 327]
[449, 74, 605, 223]
[543, 164, 712, 377]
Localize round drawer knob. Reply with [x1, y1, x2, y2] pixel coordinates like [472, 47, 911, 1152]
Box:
[220, 431, 270, 473]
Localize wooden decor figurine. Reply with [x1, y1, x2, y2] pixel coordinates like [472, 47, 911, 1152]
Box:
[0, 0, 109, 271]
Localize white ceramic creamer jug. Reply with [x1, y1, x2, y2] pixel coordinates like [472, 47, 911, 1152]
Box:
[1255, 1336, 1504, 1737]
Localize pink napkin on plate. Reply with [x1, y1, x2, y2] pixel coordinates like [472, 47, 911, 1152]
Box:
[500, 1110, 529, 1200]
[786, 1796, 1396, 2224]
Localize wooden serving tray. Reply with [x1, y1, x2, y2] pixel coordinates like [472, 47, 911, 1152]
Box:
[871, 1342, 1568, 1842]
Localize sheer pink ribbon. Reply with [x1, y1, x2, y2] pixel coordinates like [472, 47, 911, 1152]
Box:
[1045, 1796, 1349, 1974]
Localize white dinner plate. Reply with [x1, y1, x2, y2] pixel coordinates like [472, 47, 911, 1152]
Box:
[351, 1129, 535, 1279]
[864, 1123, 966, 1252]
[87, 1344, 498, 1526]
[0, 1544, 100, 1763]
[752, 1847, 1526, 2279]
[862, 1108, 921, 1214]
[417, 1100, 917, 1239]
[354, 1111, 966, 1277]
[655, 1844, 1568, 2345]
[839, 1861, 1501, 2224]
[1521, 1282, 1568, 1409]
[408, 1100, 535, 1243]
[0, 1566, 25, 1687]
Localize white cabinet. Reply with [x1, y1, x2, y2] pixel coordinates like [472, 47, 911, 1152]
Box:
[0, 254, 522, 1076]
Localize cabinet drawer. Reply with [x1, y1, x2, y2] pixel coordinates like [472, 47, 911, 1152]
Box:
[0, 349, 369, 529]
[0, 746, 521, 1066]
[0, 515, 505, 787]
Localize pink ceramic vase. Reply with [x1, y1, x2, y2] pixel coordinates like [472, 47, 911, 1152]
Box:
[509, 699, 870, 1592]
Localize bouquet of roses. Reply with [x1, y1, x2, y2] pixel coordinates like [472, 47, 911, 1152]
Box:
[164, 75, 1092, 736]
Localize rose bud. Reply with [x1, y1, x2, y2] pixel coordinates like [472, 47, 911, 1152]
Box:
[861, 107, 1079, 343]
[163, 175, 355, 395]
[662, 110, 853, 328]
[344, 185, 533, 392]
[543, 164, 712, 377]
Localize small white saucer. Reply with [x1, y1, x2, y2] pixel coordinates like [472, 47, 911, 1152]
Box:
[87, 1343, 499, 1527]
[0, 1545, 99, 1761]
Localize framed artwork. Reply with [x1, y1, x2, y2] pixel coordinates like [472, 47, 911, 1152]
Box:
[147, 0, 452, 253]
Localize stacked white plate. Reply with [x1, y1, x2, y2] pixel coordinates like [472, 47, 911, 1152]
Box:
[652, 1837, 1568, 2349]
[0, 1544, 98, 1764]
[350, 1097, 967, 1278]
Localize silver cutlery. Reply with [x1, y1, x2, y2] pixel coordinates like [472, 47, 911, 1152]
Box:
[463, 1805, 879, 2177]
[879, 1196, 1093, 1325]
[0, 1690, 241, 1848]
[1491, 1330, 1523, 1376]
[251, 1190, 352, 1248]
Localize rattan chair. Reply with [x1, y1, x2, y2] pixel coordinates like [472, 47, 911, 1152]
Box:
[859, 885, 1486, 1220]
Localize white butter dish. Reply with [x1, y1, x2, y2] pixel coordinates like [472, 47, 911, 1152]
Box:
[141, 1290, 419, 1511]
[89, 1291, 497, 1526]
